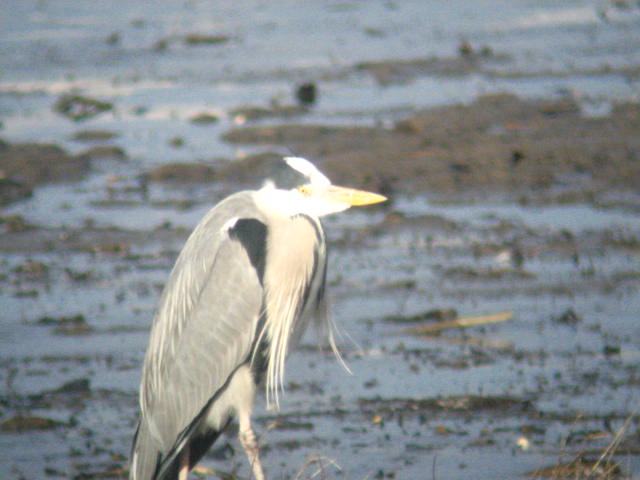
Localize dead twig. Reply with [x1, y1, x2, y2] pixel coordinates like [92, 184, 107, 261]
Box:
[403, 311, 513, 335]
[589, 409, 637, 477]
[294, 455, 342, 480]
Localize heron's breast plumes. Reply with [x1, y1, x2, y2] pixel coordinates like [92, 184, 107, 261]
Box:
[261, 215, 320, 408]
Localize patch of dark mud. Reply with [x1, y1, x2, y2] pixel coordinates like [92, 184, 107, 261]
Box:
[295, 82, 317, 106]
[53, 94, 113, 122]
[230, 104, 308, 122]
[263, 437, 326, 453]
[0, 222, 185, 253]
[74, 466, 130, 479]
[0, 415, 63, 432]
[168, 136, 185, 148]
[36, 314, 93, 335]
[3, 370, 136, 410]
[0, 138, 130, 206]
[369, 211, 460, 235]
[70, 130, 119, 143]
[356, 46, 509, 85]
[0, 215, 35, 233]
[492, 64, 640, 82]
[354, 46, 638, 87]
[384, 308, 458, 324]
[0, 178, 32, 206]
[147, 32, 234, 53]
[213, 84, 316, 126]
[12, 259, 50, 281]
[189, 112, 220, 125]
[0, 139, 91, 202]
[358, 395, 533, 415]
[439, 265, 535, 281]
[78, 145, 127, 162]
[269, 419, 315, 431]
[53, 378, 92, 394]
[102, 176, 148, 201]
[601, 229, 640, 253]
[183, 33, 234, 46]
[221, 94, 640, 200]
[527, 456, 623, 480]
[551, 308, 583, 326]
[144, 162, 216, 183]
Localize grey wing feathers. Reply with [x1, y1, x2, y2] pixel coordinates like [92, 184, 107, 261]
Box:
[130, 420, 161, 480]
[131, 192, 267, 478]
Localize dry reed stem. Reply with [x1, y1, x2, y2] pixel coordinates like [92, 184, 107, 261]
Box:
[404, 311, 513, 335]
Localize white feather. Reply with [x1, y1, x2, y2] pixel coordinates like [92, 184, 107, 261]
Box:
[284, 156, 331, 187]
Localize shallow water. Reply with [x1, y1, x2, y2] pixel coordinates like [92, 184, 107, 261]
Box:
[1, 1, 640, 479]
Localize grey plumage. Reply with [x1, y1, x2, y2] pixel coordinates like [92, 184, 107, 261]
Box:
[130, 157, 385, 480]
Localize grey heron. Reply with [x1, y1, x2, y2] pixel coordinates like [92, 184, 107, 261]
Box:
[130, 157, 386, 480]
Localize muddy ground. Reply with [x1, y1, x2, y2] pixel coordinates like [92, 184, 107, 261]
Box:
[2, 93, 639, 479]
[222, 93, 640, 197]
[1, 1, 640, 480]
[4, 92, 640, 209]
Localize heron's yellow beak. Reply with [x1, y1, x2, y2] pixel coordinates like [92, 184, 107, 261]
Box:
[323, 185, 387, 206]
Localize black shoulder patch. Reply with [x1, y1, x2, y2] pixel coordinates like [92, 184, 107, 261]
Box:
[229, 218, 268, 284]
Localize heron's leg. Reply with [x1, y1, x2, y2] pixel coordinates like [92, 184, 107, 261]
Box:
[178, 445, 190, 480]
[238, 412, 266, 480]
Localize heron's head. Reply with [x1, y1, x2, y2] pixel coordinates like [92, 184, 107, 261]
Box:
[259, 157, 387, 218]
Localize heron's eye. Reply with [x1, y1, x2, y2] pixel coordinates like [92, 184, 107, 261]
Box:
[298, 185, 311, 195]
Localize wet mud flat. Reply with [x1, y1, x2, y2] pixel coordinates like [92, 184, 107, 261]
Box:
[1, 2, 640, 477]
[1, 90, 640, 480]
[220, 92, 640, 200]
